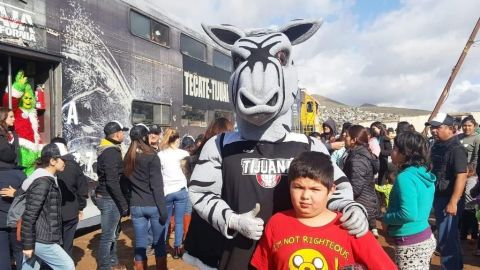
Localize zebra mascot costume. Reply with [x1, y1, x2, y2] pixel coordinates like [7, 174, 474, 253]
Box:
[185, 19, 368, 270]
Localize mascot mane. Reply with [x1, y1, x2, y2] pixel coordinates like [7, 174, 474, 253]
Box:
[202, 19, 322, 142]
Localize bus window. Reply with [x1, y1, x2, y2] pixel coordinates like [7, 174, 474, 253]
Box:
[130, 11, 150, 40]
[181, 108, 208, 127]
[213, 50, 232, 72]
[306, 101, 313, 113]
[130, 10, 170, 47]
[131, 100, 171, 126]
[180, 34, 206, 62]
[151, 20, 169, 46]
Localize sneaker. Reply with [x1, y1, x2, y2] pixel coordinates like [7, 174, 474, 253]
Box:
[172, 246, 183, 259]
[371, 229, 379, 238]
[146, 245, 155, 256]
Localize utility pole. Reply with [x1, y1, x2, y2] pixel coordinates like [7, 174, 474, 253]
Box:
[423, 17, 480, 135]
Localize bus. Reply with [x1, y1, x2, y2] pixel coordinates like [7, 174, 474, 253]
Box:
[0, 0, 233, 228]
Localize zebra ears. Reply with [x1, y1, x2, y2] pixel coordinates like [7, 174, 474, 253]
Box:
[278, 19, 323, 45]
[202, 23, 245, 51]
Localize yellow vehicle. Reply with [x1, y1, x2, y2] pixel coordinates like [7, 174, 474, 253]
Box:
[292, 89, 322, 135]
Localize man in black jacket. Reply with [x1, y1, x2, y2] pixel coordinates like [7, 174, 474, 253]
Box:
[95, 121, 129, 270]
[428, 112, 467, 270]
[51, 137, 89, 259]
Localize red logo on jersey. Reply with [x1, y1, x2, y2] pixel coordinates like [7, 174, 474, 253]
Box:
[256, 174, 282, 188]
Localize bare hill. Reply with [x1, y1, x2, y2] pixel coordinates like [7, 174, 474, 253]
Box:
[311, 94, 349, 108]
[310, 94, 431, 124]
[360, 106, 430, 117]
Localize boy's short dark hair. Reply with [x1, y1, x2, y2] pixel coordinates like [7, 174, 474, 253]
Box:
[288, 151, 334, 189]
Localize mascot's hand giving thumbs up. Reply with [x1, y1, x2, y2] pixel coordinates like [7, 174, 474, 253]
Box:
[228, 203, 264, 240]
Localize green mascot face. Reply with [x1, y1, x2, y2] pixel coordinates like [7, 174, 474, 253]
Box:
[20, 87, 35, 109]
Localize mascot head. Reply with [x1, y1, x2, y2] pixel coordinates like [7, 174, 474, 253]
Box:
[19, 83, 36, 110]
[202, 19, 321, 141]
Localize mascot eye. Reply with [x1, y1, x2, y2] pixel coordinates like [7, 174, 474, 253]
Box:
[233, 54, 245, 70]
[275, 50, 288, 66]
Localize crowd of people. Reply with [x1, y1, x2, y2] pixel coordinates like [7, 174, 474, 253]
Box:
[1, 104, 480, 270]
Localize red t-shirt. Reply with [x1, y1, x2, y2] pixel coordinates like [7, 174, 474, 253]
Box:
[251, 210, 397, 270]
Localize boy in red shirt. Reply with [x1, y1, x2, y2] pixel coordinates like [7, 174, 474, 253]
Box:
[250, 151, 396, 270]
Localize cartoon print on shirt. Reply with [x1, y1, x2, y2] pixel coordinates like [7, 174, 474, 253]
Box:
[289, 249, 329, 270]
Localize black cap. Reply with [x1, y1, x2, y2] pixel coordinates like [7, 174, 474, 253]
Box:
[425, 112, 455, 127]
[41, 143, 68, 160]
[104, 121, 129, 136]
[149, 124, 162, 134]
[130, 124, 149, 140]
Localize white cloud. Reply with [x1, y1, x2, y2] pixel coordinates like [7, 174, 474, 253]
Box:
[443, 81, 480, 113]
[153, 0, 480, 111]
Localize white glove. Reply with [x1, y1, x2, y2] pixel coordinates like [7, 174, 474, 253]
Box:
[228, 203, 264, 240]
[340, 203, 369, 238]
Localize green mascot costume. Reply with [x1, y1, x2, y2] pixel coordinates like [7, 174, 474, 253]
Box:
[3, 70, 42, 175]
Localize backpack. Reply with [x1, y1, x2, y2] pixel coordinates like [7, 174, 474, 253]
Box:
[6, 191, 26, 228]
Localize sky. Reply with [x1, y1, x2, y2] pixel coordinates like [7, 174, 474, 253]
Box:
[153, 0, 480, 112]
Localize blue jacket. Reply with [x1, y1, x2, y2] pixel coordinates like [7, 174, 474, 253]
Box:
[384, 166, 436, 236]
[0, 164, 26, 228]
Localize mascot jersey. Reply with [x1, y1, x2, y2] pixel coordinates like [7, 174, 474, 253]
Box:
[190, 132, 354, 269]
[251, 210, 396, 270]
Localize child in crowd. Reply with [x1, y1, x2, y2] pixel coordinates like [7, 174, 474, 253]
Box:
[375, 168, 397, 208]
[250, 151, 396, 270]
[343, 125, 380, 237]
[384, 131, 436, 270]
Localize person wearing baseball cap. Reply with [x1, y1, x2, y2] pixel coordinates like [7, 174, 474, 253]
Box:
[426, 112, 455, 141]
[103, 121, 129, 137]
[124, 124, 168, 269]
[50, 137, 89, 260]
[148, 124, 162, 151]
[95, 121, 129, 270]
[428, 112, 468, 269]
[21, 142, 75, 270]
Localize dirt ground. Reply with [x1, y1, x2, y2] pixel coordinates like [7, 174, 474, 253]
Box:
[73, 219, 480, 270]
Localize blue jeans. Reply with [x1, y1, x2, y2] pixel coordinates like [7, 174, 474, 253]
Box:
[185, 196, 193, 214]
[147, 221, 153, 246]
[131, 206, 167, 260]
[0, 228, 22, 270]
[96, 196, 121, 270]
[165, 188, 188, 247]
[22, 242, 74, 270]
[434, 196, 464, 270]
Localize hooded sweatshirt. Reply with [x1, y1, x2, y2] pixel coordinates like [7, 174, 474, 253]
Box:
[22, 168, 57, 191]
[320, 118, 337, 142]
[384, 166, 436, 237]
